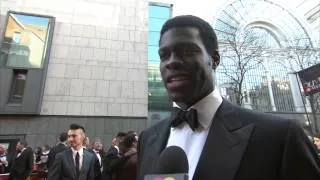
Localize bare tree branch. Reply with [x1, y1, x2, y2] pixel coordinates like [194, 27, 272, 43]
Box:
[220, 29, 267, 105]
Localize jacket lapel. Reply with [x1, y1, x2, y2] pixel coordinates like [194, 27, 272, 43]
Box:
[66, 149, 77, 179]
[80, 150, 90, 176]
[193, 100, 254, 180]
[142, 120, 171, 173]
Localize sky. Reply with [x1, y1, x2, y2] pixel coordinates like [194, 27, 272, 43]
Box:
[14, 13, 49, 27]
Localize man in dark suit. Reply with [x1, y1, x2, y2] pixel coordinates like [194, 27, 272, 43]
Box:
[9, 140, 33, 180]
[138, 15, 320, 180]
[86, 138, 103, 180]
[47, 132, 68, 169]
[102, 132, 126, 180]
[47, 124, 95, 180]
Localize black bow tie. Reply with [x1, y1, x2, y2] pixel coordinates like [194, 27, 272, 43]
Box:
[171, 107, 199, 131]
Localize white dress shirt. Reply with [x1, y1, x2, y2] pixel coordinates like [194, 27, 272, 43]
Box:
[114, 146, 120, 154]
[71, 147, 84, 170]
[17, 148, 26, 158]
[166, 89, 222, 180]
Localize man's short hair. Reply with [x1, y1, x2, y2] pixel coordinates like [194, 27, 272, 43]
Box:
[160, 15, 219, 56]
[59, 132, 68, 142]
[69, 124, 85, 133]
[116, 132, 127, 138]
[123, 133, 138, 149]
[19, 139, 28, 147]
[92, 138, 102, 145]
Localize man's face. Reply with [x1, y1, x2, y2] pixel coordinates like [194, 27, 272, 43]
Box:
[68, 129, 85, 148]
[159, 27, 217, 107]
[0, 146, 5, 154]
[93, 141, 103, 151]
[314, 137, 320, 149]
[16, 142, 23, 151]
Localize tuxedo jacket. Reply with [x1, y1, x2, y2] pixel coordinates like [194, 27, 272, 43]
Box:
[47, 143, 67, 169]
[47, 148, 95, 180]
[87, 148, 102, 180]
[102, 146, 119, 180]
[9, 147, 33, 180]
[138, 100, 320, 180]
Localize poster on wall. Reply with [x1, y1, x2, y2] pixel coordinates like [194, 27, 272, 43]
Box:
[0, 11, 51, 69]
[297, 63, 320, 96]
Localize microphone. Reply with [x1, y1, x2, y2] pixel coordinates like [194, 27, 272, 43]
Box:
[144, 146, 189, 180]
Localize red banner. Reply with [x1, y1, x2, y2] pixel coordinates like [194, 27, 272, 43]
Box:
[298, 63, 320, 96]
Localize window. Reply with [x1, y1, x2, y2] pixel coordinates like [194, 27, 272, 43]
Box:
[8, 69, 28, 104]
[148, 3, 172, 126]
[12, 32, 21, 43]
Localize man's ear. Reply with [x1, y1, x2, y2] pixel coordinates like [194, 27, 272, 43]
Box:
[211, 52, 220, 69]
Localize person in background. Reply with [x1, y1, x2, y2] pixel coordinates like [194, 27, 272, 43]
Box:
[48, 124, 95, 180]
[313, 134, 320, 156]
[91, 139, 104, 173]
[34, 147, 42, 164]
[102, 132, 127, 180]
[0, 145, 9, 174]
[113, 132, 138, 180]
[39, 144, 50, 175]
[47, 132, 68, 169]
[9, 140, 33, 180]
[87, 138, 103, 180]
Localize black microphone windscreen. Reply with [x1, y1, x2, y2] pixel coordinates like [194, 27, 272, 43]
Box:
[155, 146, 189, 174]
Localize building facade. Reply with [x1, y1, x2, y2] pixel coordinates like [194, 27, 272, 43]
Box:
[0, 0, 149, 148]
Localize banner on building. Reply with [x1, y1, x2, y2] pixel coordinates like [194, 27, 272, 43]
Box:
[298, 63, 320, 96]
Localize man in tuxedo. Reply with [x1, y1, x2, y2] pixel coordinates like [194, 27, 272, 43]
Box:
[47, 124, 95, 180]
[9, 140, 33, 180]
[87, 139, 103, 180]
[47, 132, 68, 169]
[138, 15, 320, 180]
[102, 132, 126, 180]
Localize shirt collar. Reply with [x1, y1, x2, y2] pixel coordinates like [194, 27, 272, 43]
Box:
[114, 146, 119, 153]
[20, 148, 26, 152]
[71, 147, 84, 156]
[173, 89, 223, 130]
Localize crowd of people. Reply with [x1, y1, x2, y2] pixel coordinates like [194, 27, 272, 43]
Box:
[0, 125, 319, 180]
[0, 124, 138, 180]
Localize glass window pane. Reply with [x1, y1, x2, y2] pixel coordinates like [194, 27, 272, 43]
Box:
[149, 5, 170, 19]
[148, 31, 160, 46]
[149, 18, 167, 32]
[148, 45, 159, 63]
[148, 4, 172, 126]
